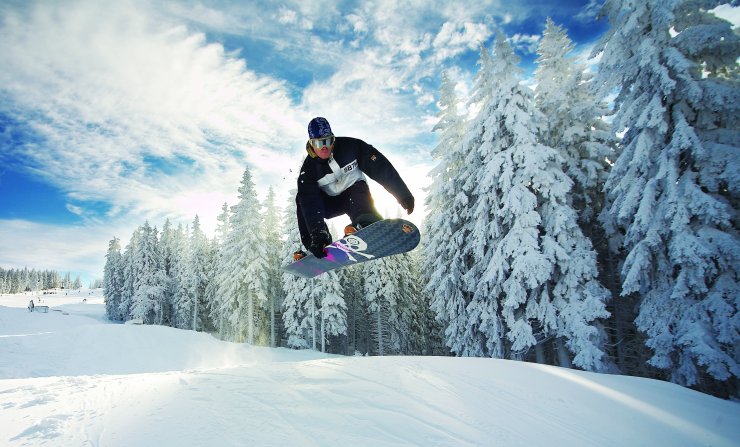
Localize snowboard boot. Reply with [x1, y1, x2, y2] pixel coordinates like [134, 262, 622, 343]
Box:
[345, 213, 381, 236]
[293, 250, 307, 261]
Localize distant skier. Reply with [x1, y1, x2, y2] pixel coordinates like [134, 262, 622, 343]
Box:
[294, 117, 415, 259]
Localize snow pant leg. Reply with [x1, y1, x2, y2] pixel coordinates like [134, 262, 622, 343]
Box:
[296, 198, 313, 251]
[296, 181, 382, 251]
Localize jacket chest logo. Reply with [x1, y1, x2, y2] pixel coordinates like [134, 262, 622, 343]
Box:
[341, 160, 358, 174]
[328, 158, 357, 176]
[318, 158, 366, 196]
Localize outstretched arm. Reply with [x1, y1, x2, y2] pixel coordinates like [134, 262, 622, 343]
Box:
[356, 141, 414, 213]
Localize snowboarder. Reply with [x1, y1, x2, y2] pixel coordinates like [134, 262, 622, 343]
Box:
[295, 117, 415, 260]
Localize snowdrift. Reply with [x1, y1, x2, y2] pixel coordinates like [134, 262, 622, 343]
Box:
[0, 292, 737, 447]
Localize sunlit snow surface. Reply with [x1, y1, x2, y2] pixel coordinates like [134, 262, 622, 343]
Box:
[1, 291, 737, 447]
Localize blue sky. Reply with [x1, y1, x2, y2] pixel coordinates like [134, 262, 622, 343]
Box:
[0, 0, 614, 283]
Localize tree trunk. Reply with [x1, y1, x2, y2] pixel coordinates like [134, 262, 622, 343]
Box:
[535, 342, 546, 364]
[555, 338, 572, 368]
[270, 295, 275, 348]
[377, 307, 384, 356]
[192, 295, 198, 332]
[247, 296, 254, 344]
[321, 309, 326, 353]
[311, 297, 317, 351]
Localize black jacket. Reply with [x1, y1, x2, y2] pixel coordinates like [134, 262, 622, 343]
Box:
[297, 136, 412, 232]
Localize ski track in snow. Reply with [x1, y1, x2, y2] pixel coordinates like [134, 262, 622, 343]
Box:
[1, 292, 739, 447]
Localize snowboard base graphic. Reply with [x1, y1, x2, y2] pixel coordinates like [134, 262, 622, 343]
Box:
[283, 219, 420, 279]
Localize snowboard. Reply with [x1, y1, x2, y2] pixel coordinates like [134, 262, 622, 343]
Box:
[282, 219, 421, 279]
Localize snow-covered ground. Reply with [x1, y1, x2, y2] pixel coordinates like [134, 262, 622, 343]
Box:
[0, 291, 737, 447]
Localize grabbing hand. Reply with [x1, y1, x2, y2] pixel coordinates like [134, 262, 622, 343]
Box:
[399, 195, 415, 214]
[308, 227, 332, 258]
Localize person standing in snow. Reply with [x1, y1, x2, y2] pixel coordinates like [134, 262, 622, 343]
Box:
[294, 117, 415, 259]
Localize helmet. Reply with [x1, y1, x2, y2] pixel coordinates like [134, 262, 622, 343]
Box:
[308, 117, 332, 138]
[306, 117, 335, 159]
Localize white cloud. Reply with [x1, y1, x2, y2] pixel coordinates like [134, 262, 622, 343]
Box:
[574, 0, 603, 23]
[509, 33, 541, 54]
[66, 204, 84, 216]
[432, 21, 492, 61]
[0, 0, 307, 226]
[277, 7, 298, 25]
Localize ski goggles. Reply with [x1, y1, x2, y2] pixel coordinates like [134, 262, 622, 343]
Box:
[309, 135, 335, 148]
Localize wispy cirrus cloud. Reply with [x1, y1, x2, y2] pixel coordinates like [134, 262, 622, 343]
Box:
[509, 33, 542, 54]
[1, 0, 305, 223]
[1, 0, 608, 282]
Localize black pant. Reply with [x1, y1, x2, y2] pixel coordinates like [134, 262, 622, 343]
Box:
[296, 181, 382, 250]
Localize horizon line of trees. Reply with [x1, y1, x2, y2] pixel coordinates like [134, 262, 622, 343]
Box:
[0, 267, 87, 294]
[105, 1, 737, 399]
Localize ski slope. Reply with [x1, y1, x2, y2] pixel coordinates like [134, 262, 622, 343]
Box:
[1, 291, 737, 447]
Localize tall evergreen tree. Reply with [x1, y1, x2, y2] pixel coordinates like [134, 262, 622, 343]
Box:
[313, 271, 347, 353]
[208, 203, 231, 337]
[535, 18, 613, 225]
[103, 237, 124, 321]
[425, 71, 476, 355]
[281, 188, 313, 349]
[339, 265, 371, 355]
[404, 251, 446, 355]
[594, 0, 740, 388]
[460, 34, 610, 371]
[171, 223, 192, 329]
[130, 222, 167, 324]
[262, 187, 285, 347]
[215, 167, 268, 343]
[159, 219, 177, 326]
[364, 256, 401, 355]
[188, 215, 212, 332]
[119, 228, 141, 320]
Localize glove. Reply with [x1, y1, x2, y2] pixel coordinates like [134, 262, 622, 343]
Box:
[399, 195, 415, 214]
[308, 227, 332, 258]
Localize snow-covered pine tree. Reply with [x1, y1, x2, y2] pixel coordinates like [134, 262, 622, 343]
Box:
[119, 228, 141, 320]
[307, 271, 346, 353]
[208, 202, 231, 337]
[339, 264, 370, 355]
[188, 215, 212, 332]
[462, 34, 610, 371]
[388, 251, 424, 355]
[103, 237, 124, 321]
[281, 188, 313, 349]
[593, 0, 739, 390]
[534, 18, 614, 226]
[425, 71, 477, 356]
[406, 250, 447, 355]
[216, 167, 268, 343]
[262, 187, 285, 347]
[158, 219, 176, 326]
[171, 223, 192, 329]
[534, 18, 618, 370]
[364, 256, 402, 355]
[130, 222, 167, 324]
[203, 236, 220, 330]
